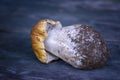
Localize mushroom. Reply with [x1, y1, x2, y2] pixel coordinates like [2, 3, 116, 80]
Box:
[31, 19, 108, 69]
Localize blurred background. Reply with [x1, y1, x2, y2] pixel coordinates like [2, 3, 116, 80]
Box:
[0, 0, 120, 80]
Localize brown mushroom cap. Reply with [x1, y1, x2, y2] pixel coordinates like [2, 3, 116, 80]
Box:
[31, 19, 59, 63]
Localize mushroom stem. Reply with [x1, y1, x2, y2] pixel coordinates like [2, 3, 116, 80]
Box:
[44, 24, 108, 69]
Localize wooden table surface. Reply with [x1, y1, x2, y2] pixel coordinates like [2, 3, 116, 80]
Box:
[0, 0, 120, 80]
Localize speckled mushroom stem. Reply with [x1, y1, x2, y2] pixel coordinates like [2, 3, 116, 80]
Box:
[44, 22, 108, 69]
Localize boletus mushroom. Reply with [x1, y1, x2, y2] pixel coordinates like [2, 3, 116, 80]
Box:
[31, 19, 108, 69]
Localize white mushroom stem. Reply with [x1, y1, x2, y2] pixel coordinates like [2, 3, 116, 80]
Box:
[44, 23, 83, 68]
[44, 22, 108, 69]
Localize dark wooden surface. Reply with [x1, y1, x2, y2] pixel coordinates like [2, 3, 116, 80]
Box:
[0, 0, 120, 80]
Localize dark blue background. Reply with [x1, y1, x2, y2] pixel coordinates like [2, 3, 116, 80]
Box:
[0, 0, 120, 80]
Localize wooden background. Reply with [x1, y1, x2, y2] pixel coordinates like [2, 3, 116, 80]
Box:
[0, 0, 120, 80]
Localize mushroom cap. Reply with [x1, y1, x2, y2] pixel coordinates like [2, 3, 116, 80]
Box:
[31, 19, 59, 63]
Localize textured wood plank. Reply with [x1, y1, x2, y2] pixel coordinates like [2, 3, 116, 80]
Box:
[0, 0, 120, 80]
